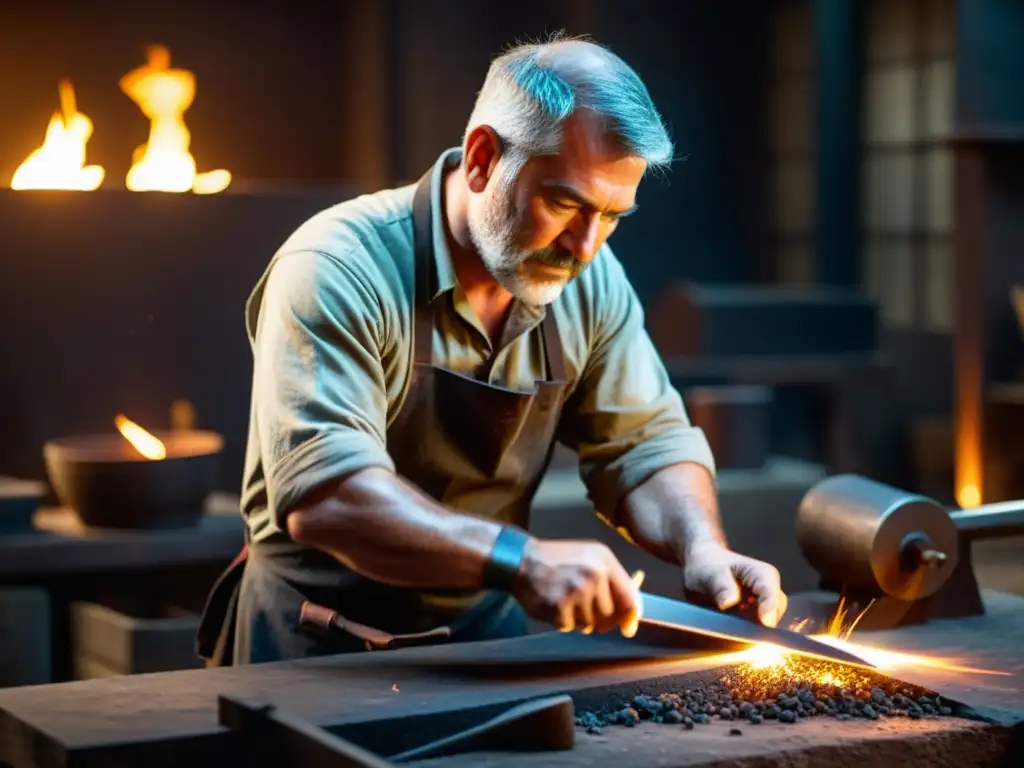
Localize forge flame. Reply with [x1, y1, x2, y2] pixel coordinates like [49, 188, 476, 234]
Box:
[10, 80, 105, 191]
[12, 46, 229, 193]
[120, 44, 230, 194]
[114, 414, 167, 460]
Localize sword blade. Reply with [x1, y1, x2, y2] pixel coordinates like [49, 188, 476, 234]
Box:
[639, 592, 875, 668]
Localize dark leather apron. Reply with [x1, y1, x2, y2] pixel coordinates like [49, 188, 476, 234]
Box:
[197, 165, 570, 665]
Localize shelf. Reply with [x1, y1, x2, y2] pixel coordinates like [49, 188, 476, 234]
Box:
[950, 125, 1024, 145]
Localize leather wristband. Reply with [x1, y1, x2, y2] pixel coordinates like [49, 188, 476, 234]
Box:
[483, 526, 530, 592]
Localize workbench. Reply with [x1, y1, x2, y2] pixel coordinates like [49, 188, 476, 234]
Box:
[0, 494, 244, 685]
[0, 456, 823, 688]
[0, 590, 1021, 768]
[0, 495, 243, 581]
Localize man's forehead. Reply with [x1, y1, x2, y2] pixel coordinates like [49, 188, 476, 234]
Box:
[563, 109, 632, 157]
[525, 142, 645, 211]
[532, 147, 645, 180]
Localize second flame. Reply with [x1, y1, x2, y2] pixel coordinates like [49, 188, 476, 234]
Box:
[120, 45, 231, 194]
[115, 414, 167, 460]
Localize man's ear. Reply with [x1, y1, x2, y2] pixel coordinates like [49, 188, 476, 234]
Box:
[463, 126, 502, 194]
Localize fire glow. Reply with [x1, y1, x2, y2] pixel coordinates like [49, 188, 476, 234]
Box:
[114, 414, 167, 460]
[11, 45, 229, 194]
[121, 45, 231, 194]
[10, 80, 105, 191]
[725, 597, 1009, 685]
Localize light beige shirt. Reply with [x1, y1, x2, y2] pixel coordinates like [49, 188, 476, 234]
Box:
[241, 149, 715, 543]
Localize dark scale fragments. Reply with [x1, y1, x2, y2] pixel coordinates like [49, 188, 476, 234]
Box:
[574, 657, 960, 734]
[574, 711, 605, 734]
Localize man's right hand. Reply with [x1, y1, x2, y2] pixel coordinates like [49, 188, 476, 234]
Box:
[512, 538, 642, 637]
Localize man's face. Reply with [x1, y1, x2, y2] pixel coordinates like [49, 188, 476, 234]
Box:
[466, 111, 646, 305]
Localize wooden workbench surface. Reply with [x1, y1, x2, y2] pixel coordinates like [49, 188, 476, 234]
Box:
[0, 590, 1021, 767]
[417, 714, 1014, 768]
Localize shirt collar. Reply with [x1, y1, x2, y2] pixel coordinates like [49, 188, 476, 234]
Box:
[425, 147, 547, 333]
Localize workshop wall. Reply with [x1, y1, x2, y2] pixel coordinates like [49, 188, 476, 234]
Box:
[0, 0, 772, 296]
[0, 0, 775, 490]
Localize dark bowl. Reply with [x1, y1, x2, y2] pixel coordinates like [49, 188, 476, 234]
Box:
[43, 430, 224, 530]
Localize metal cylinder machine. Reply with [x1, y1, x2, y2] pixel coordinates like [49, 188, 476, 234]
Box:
[791, 474, 1024, 630]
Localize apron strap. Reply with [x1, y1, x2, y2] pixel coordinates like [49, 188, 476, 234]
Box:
[411, 171, 436, 368]
[540, 311, 567, 383]
[409, 165, 568, 383]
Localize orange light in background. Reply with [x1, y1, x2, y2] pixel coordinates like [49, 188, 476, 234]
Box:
[120, 45, 231, 194]
[955, 384, 983, 507]
[114, 414, 167, 460]
[10, 80, 105, 191]
[955, 427, 983, 508]
[957, 483, 981, 509]
[954, 405, 978, 507]
[955, 318, 984, 509]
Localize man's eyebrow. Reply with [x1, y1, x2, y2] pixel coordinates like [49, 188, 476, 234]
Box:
[540, 180, 639, 217]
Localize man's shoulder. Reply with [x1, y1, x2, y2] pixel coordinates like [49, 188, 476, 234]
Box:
[262, 184, 420, 311]
[246, 184, 418, 337]
[276, 183, 417, 273]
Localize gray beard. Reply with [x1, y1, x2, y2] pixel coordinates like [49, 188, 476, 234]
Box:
[467, 182, 583, 307]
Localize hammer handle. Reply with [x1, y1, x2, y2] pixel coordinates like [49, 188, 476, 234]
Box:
[299, 601, 452, 650]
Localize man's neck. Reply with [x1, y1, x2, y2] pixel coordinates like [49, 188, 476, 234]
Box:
[442, 167, 516, 342]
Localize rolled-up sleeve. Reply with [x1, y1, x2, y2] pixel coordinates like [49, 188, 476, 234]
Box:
[250, 248, 396, 527]
[557, 251, 716, 518]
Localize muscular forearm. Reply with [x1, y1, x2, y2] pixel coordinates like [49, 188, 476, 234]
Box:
[285, 467, 504, 589]
[615, 462, 726, 566]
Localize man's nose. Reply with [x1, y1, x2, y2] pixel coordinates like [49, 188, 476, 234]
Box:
[558, 213, 601, 263]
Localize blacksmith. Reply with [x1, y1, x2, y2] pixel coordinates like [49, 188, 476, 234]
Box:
[198, 35, 788, 665]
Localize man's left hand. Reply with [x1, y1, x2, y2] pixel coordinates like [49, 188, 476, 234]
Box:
[682, 543, 788, 627]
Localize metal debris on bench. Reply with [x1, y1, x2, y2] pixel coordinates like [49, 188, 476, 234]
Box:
[575, 654, 960, 735]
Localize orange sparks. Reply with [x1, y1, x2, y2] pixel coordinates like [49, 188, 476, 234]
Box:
[825, 596, 850, 638]
[789, 596, 876, 643]
[788, 618, 810, 634]
[737, 597, 1011, 682]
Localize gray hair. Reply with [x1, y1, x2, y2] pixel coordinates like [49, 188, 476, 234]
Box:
[464, 34, 674, 181]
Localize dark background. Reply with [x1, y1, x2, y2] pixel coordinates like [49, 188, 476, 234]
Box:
[0, 0, 1021, 503]
[0, 0, 771, 297]
[0, 0, 776, 490]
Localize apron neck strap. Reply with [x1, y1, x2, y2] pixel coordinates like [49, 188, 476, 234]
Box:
[540, 311, 567, 382]
[412, 171, 436, 369]
[410, 168, 567, 383]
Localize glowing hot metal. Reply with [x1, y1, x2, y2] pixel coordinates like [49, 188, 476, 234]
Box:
[638, 592, 875, 669]
[727, 602, 1010, 684]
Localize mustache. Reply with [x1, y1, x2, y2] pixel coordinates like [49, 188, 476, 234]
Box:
[526, 250, 583, 274]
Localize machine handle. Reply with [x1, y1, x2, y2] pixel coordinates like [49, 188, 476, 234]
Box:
[218, 695, 395, 767]
[388, 694, 575, 763]
[948, 499, 1024, 539]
